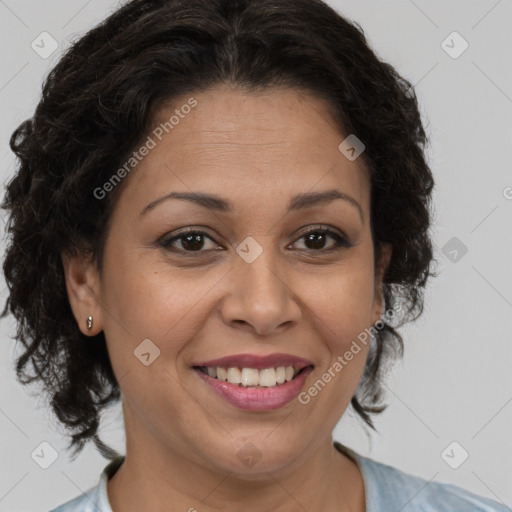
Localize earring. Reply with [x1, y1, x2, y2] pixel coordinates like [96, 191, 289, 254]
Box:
[86, 316, 93, 330]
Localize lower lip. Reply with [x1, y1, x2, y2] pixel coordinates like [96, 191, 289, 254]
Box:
[194, 367, 314, 411]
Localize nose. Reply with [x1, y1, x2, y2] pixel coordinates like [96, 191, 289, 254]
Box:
[219, 248, 302, 336]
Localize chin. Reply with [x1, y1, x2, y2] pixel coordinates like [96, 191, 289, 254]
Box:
[199, 434, 306, 478]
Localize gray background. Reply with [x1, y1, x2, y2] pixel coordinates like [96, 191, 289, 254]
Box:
[0, 0, 511, 510]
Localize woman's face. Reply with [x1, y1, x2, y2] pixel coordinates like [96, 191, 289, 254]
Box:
[66, 85, 390, 476]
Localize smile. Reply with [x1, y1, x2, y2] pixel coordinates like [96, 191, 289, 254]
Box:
[193, 364, 314, 411]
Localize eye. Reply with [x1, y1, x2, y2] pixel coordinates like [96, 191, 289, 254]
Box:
[291, 226, 352, 252]
[159, 229, 221, 253]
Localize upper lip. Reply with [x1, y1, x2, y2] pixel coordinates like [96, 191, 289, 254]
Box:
[192, 353, 314, 370]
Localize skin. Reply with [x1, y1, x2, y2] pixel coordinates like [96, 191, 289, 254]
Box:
[63, 84, 391, 512]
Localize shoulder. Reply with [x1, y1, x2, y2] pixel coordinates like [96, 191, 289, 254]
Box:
[48, 484, 103, 512]
[48, 456, 124, 512]
[358, 452, 509, 512]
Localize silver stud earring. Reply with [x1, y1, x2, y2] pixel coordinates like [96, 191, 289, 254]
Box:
[86, 316, 93, 330]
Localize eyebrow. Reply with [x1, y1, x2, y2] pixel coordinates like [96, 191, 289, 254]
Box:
[140, 188, 364, 222]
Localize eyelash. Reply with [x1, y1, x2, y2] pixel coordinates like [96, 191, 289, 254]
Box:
[158, 226, 352, 255]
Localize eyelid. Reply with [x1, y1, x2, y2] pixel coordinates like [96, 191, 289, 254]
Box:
[293, 224, 346, 240]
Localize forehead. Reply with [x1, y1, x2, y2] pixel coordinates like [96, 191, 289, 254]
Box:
[119, 85, 370, 216]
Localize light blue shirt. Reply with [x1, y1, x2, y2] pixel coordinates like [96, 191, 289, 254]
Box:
[49, 442, 510, 511]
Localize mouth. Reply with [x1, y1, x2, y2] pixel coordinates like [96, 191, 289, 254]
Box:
[193, 364, 313, 388]
[191, 355, 315, 411]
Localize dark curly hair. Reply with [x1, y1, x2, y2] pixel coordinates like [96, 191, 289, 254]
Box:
[1, 0, 436, 461]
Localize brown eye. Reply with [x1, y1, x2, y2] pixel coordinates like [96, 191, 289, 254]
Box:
[292, 227, 352, 252]
[160, 230, 220, 253]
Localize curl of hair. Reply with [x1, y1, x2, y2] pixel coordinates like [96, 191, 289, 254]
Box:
[2, 0, 436, 459]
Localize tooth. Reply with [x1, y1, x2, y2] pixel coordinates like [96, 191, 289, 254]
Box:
[259, 368, 277, 387]
[276, 366, 286, 384]
[210, 366, 302, 386]
[241, 368, 259, 386]
[227, 367, 242, 385]
[216, 367, 228, 381]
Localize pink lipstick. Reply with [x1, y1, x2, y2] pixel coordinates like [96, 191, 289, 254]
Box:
[192, 353, 314, 411]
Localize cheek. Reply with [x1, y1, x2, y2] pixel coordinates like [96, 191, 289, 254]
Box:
[101, 249, 217, 336]
[296, 260, 376, 339]
[99, 254, 227, 386]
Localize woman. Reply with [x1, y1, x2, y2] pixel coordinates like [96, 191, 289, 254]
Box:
[2, 0, 507, 510]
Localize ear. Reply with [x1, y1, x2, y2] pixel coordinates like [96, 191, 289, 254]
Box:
[372, 243, 392, 325]
[61, 250, 103, 336]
